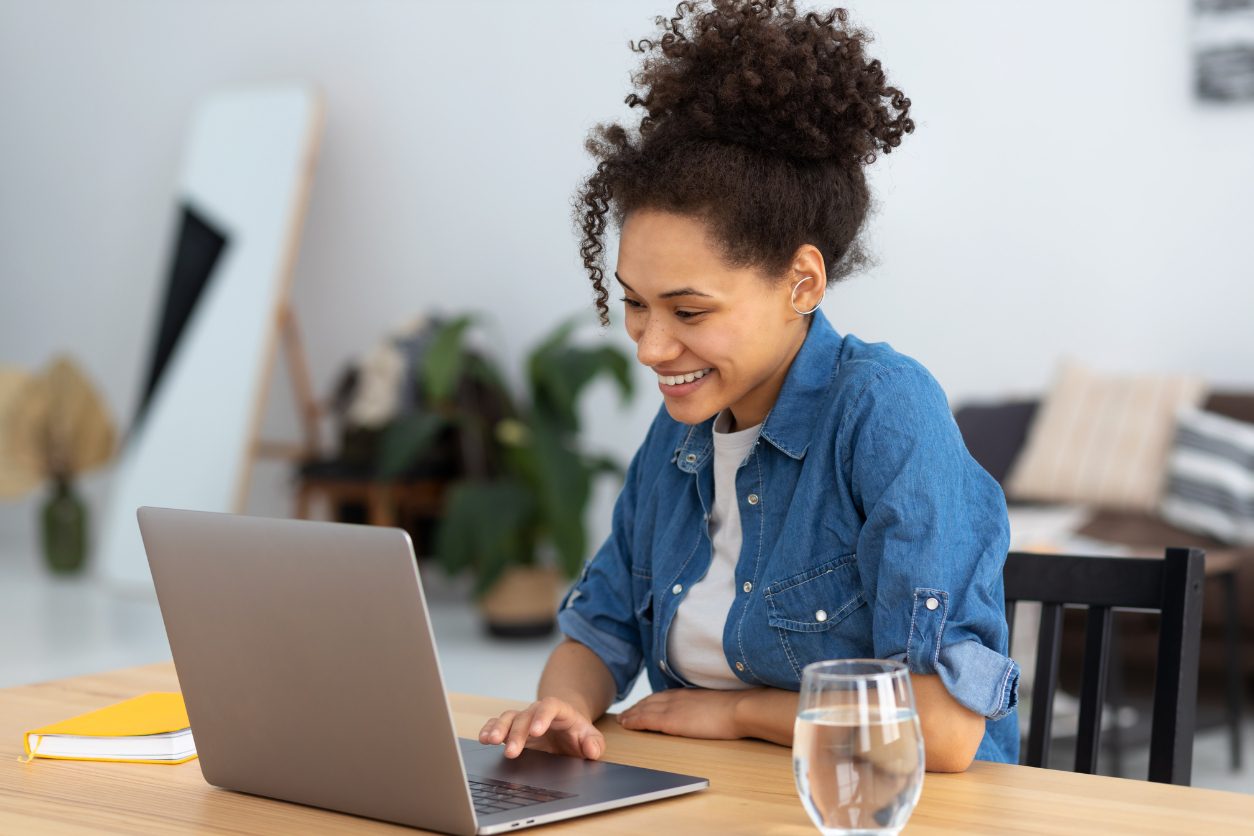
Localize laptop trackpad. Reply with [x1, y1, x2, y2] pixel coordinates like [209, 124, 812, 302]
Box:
[458, 736, 708, 814]
[459, 738, 603, 791]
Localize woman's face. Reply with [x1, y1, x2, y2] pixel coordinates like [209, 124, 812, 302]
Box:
[615, 209, 824, 429]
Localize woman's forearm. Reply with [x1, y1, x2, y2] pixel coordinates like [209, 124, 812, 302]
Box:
[911, 673, 984, 772]
[731, 687, 800, 746]
[729, 675, 985, 773]
[537, 639, 618, 722]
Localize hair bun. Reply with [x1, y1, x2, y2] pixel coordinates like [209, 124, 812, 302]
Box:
[627, 1, 913, 163]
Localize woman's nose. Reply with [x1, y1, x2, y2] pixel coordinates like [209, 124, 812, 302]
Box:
[634, 316, 680, 368]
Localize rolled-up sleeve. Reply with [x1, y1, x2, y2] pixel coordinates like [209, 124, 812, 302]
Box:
[557, 445, 647, 701]
[846, 365, 1019, 720]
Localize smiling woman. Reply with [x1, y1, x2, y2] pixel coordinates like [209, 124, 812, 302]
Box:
[477, 0, 1017, 775]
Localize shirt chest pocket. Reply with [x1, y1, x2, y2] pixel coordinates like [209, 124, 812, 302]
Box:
[764, 554, 867, 677]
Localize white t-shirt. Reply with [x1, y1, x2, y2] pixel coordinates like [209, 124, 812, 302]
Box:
[666, 410, 762, 689]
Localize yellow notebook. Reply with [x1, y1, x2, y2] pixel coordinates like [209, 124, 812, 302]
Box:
[21, 692, 197, 764]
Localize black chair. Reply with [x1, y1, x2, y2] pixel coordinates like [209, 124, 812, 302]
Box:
[1003, 547, 1205, 785]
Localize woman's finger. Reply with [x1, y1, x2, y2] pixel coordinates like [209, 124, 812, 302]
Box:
[480, 710, 517, 744]
[619, 700, 664, 730]
[579, 728, 606, 760]
[528, 698, 563, 738]
[504, 708, 538, 758]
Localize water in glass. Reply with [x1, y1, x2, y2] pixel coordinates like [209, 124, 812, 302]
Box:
[793, 660, 924, 836]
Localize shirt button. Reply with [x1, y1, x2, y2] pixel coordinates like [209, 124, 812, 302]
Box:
[815, 609, 828, 623]
[672, 584, 683, 595]
[926, 597, 940, 611]
[747, 493, 759, 505]
[735, 662, 745, 672]
[685, 453, 697, 463]
[742, 581, 753, 593]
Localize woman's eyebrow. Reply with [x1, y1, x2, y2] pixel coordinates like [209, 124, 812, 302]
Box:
[614, 271, 713, 299]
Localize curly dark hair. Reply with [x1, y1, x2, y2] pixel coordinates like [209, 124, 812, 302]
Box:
[575, 0, 914, 325]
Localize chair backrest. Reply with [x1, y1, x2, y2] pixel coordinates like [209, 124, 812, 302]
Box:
[1003, 547, 1205, 785]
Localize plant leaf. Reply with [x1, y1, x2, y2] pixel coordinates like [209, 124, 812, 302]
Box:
[529, 335, 634, 435]
[375, 412, 448, 478]
[531, 317, 581, 358]
[435, 479, 536, 595]
[461, 353, 513, 411]
[523, 415, 592, 579]
[583, 452, 624, 479]
[422, 315, 477, 405]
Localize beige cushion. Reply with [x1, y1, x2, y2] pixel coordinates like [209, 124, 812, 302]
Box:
[1006, 361, 1207, 512]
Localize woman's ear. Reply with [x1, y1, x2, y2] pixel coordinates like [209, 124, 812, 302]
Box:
[788, 244, 828, 313]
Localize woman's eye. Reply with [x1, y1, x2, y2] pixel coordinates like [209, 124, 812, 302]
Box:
[674, 310, 706, 320]
[619, 296, 644, 309]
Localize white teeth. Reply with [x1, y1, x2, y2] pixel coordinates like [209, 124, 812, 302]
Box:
[657, 368, 712, 386]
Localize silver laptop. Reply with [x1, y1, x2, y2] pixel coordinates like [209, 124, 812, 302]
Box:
[137, 507, 707, 835]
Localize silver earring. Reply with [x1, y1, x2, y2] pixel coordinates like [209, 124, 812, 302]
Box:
[791, 276, 825, 316]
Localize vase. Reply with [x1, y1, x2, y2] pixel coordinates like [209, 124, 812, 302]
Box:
[478, 565, 561, 639]
[41, 476, 87, 574]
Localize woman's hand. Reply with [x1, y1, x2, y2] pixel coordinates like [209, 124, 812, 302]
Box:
[616, 688, 747, 739]
[479, 696, 606, 760]
[618, 687, 801, 745]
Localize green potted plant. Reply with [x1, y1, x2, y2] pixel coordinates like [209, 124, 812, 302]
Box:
[378, 315, 634, 636]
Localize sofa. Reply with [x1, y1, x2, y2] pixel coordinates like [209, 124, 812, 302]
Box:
[954, 388, 1254, 693]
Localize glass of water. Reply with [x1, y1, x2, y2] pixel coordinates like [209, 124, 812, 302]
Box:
[793, 659, 924, 836]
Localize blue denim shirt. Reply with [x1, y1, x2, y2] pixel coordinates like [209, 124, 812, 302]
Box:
[558, 309, 1020, 763]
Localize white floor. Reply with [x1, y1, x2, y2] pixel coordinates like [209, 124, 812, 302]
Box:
[1, 555, 1248, 795]
[0, 553, 651, 710]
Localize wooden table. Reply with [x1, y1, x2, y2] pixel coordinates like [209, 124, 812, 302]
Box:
[4, 663, 1253, 834]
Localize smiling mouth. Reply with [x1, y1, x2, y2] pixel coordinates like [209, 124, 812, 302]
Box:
[657, 368, 713, 386]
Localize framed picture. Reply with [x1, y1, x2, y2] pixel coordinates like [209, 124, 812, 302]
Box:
[1195, 0, 1254, 101]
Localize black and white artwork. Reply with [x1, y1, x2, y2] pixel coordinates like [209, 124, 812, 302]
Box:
[133, 201, 230, 434]
[1195, 0, 1254, 101]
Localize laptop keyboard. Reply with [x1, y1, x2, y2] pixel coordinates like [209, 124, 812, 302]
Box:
[468, 776, 576, 815]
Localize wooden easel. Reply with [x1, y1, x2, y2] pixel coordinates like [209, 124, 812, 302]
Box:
[230, 303, 323, 514]
[251, 306, 323, 463]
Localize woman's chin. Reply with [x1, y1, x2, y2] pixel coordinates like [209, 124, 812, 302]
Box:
[662, 396, 720, 427]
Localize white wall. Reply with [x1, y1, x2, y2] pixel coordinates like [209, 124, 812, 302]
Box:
[2, 0, 1252, 566]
